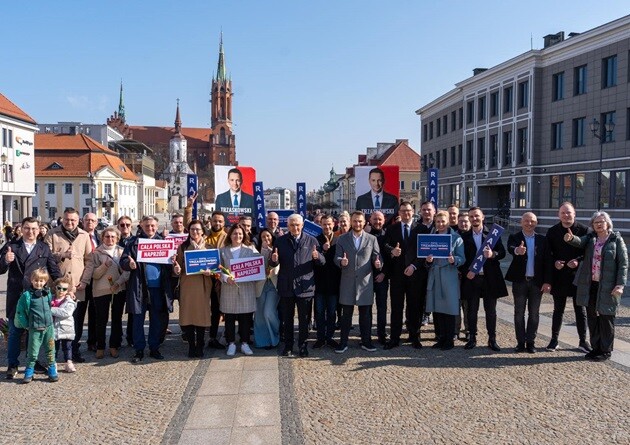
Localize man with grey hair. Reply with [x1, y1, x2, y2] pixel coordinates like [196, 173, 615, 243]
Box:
[270, 213, 325, 357]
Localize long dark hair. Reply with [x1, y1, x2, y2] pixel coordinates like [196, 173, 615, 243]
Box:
[224, 224, 251, 247]
[255, 228, 275, 252]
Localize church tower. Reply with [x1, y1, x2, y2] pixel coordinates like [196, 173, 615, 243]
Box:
[166, 100, 194, 209]
[209, 33, 236, 166]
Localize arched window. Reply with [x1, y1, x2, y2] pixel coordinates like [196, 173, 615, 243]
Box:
[220, 128, 227, 144]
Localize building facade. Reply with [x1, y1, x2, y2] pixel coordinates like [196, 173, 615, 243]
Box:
[417, 15, 630, 228]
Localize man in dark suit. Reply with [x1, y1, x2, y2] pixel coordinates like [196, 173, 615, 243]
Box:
[369, 211, 389, 344]
[214, 168, 255, 218]
[505, 212, 548, 353]
[313, 214, 340, 349]
[0, 217, 61, 379]
[355, 168, 399, 223]
[383, 201, 422, 349]
[460, 207, 508, 352]
[270, 213, 325, 357]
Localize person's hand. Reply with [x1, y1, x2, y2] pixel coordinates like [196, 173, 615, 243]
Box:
[563, 228, 574, 243]
[227, 276, 236, 285]
[323, 241, 330, 252]
[612, 285, 624, 298]
[172, 255, 181, 275]
[515, 241, 526, 256]
[105, 258, 113, 267]
[202, 268, 213, 276]
[76, 282, 86, 291]
[426, 254, 434, 264]
[466, 271, 476, 280]
[128, 257, 137, 270]
[68, 291, 77, 301]
[312, 245, 319, 260]
[375, 272, 385, 283]
[567, 259, 579, 269]
[404, 265, 415, 276]
[271, 248, 278, 263]
[447, 254, 455, 265]
[110, 283, 120, 293]
[483, 245, 493, 259]
[340, 252, 348, 267]
[554, 260, 565, 270]
[4, 246, 14, 263]
[262, 238, 270, 250]
[542, 283, 551, 293]
[391, 243, 401, 258]
[187, 192, 198, 207]
[63, 249, 73, 260]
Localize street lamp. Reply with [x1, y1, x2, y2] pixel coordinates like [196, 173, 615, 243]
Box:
[590, 118, 615, 211]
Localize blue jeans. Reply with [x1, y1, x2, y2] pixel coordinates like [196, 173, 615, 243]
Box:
[133, 288, 165, 353]
[373, 278, 389, 338]
[315, 293, 338, 341]
[7, 318, 25, 368]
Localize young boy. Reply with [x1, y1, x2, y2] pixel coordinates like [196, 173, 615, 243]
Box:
[14, 268, 58, 383]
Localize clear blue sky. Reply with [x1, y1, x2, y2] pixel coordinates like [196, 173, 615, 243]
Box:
[4, 1, 629, 191]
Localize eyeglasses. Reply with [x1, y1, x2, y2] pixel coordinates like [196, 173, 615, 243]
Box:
[56, 286, 69, 291]
[593, 220, 606, 225]
[118, 223, 131, 227]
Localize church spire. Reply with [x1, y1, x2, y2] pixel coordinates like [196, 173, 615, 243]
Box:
[174, 98, 182, 135]
[216, 32, 227, 82]
[118, 80, 125, 122]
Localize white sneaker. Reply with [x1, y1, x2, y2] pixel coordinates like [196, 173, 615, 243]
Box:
[241, 343, 253, 355]
[65, 361, 76, 373]
[226, 343, 237, 356]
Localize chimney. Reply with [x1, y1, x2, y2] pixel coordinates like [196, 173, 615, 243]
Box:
[543, 32, 565, 48]
[473, 68, 488, 76]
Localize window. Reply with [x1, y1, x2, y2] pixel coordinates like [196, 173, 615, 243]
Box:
[602, 111, 616, 142]
[436, 118, 441, 137]
[48, 208, 56, 219]
[517, 128, 527, 164]
[443, 115, 448, 135]
[47, 184, 55, 194]
[489, 134, 498, 167]
[450, 146, 456, 167]
[552, 72, 564, 101]
[602, 55, 617, 88]
[442, 148, 447, 168]
[104, 183, 112, 195]
[436, 151, 441, 169]
[613, 171, 626, 208]
[490, 91, 499, 117]
[458, 144, 463, 166]
[34, 183, 38, 193]
[451, 111, 456, 131]
[466, 186, 473, 208]
[7, 165, 13, 183]
[63, 183, 72, 194]
[458, 107, 463, 129]
[572, 117, 586, 147]
[503, 86, 513, 113]
[517, 183, 526, 208]
[517, 81, 529, 108]
[574, 65, 587, 95]
[466, 140, 473, 171]
[1, 129, 6, 147]
[466, 101, 474, 124]
[429, 122, 434, 139]
[411, 180, 420, 190]
[82, 183, 90, 194]
[627, 108, 630, 141]
[82, 207, 90, 216]
[422, 155, 427, 172]
[550, 173, 585, 208]
[32, 207, 38, 217]
[478, 96, 486, 121]
[503, 130, 512, 166]
[551, 122, 563, 150]
[423, 124, 428, 142]
[7, 129, 12, 148]
[477, 137, 485, 169]
[400, 180, 405, 190]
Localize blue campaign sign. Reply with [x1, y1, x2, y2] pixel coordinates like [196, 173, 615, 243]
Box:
[270, 209, 295, 228]
[187, 174, 198, 220]
[468, 223, 505, 274]
[296, 182, 306, 218]
[417, 234, 451, 258]
[184, 249, 220, 275]
[302, 219, 323, 237]
[428, 168, 438, 208]
[253, 181, 265, 229]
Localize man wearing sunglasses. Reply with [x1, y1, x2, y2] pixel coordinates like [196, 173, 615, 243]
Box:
[1, 217, 62, 379]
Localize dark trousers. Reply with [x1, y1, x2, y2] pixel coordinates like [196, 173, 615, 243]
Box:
[513, 280, 542, 345]
[209, 282, 222, 340]
[126, 313, 134, 346]
[587, 283, 615, 353]
[551, 293, 588, 341]
[390, 275, 421, 343]
[224, 313, 252, 344]
[315, 293, 337, 341]
[132, 288, 165, 353]
[434, 312, 456, 346]
[93, 291, 126, 349]
[373, 278, 389, 339]
[340, 304, 372, 347]
[465, 275, 497, 340]
[55, 339, 72, 362]
[73, 283, 96, 354]
[183, 325, 206, 354]
[281, 295, 312, 349]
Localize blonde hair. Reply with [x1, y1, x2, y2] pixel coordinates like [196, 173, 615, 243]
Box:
[30, 268, 50, 282]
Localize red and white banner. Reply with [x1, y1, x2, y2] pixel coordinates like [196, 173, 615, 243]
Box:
[229, 256, 265, 282]
[137, 239, 176, 264]
[166, 233, 188, 250]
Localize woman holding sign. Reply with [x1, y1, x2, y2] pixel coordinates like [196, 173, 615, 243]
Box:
[174, 220, 214, 358]
[220, 224, 261, 356]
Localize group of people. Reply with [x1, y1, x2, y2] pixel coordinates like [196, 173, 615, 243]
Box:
[2, 198, 627, 383]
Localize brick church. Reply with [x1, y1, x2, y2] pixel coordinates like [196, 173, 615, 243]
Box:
[107, 35, 237, 205]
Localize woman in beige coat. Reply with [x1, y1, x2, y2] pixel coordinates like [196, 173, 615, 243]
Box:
[174, 220, 214, 358]
[220, 224, 261, 356]
[78, 227, 129, 358]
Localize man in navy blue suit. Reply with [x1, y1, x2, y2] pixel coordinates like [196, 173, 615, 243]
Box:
[355, 168, 398, 223]
[214, 168, 255, 219]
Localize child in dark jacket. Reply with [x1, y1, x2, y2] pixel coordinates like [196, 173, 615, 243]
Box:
[14, 268, 58, 383]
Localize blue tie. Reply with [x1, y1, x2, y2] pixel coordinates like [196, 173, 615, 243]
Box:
[233, 194, 239, 206]
[374, 195, 381, 209]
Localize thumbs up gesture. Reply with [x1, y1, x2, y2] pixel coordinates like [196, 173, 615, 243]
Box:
[483, 245, 494, 258]
[172, 255, 181, 275]
[340, 252, 349, 267]
[271, 248, 278, 263]
[312, 245, 319, 260]
[515, 241, 526, 256]
[563, 228, 574, 243]
[128, 256, 137, 270]
[392, 242, 401, 258]
[5, 246, 14, 263]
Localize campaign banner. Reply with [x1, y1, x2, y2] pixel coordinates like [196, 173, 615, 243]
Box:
[467, 224, 505, 274]
[184, 249, 220, 275]
[214, 165, 256, 225]
[417, 234, 451, 258]
[253, 181, 265, 229]
[302, 219, 323, 237]
[230, 256, 266, 282]
[428, 168, 438, 208]
[137, 238, 176, 264]
[187, 174, 198, 220]
[271, 209, 295, 228]
[354, 166, 400, 222]
[166, 233, 189, 251]
[296, 182, 306, 218]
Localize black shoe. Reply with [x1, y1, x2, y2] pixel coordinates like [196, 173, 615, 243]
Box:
[87, 344, 97, 352]
[149, 350, 164, 360]
[34, 361, 47, 374]
[299, 344, 309, 357]
[526, 343, 536, 354]
[188, 344, 197, 358]
[432, 340, 444, 349]
[464, 339, 477, 350]
[412, 340, 423, 349]
[5, 366, 18, 380]
[593, 352, 611, 362]
[326, 339, 340, 349]
[488, 340, 501, 352]
[361, 343, 377, 352]
[546, 338, 559, 351]
[585, 349, 602, 360]
[72, 352, 86, 363]
[440, 341, 454, 351]
[515, 344, 526, 353]
[312, 340, 325, 349]
[281, 348, 293, 357]
[578, 340, 592, 353]
[377, 335, 388, 345]
[207, 338, 226, 349]
[383, 341, 399, 350]
[132, 351, 144, 363]
[460, 333, 470, 343]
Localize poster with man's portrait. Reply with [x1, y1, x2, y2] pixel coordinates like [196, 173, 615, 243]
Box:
[214, 166, 257, 225]
[355, 166, 400, 222]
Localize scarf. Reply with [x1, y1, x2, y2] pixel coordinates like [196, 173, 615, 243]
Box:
[61, 225, 79, 242]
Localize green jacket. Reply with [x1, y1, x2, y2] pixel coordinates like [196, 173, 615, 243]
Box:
[14, 287, 53, 330]
[568, 231, 628, 315]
